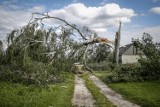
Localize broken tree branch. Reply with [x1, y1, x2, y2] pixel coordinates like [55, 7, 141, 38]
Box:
[113, 21, 121, 65]
[30, 12, 87, 40]
[27, 12, 115, 71]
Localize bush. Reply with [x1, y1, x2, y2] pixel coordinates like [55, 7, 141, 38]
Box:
[52, 59, 74, 72]
[105, 64, 142, 83]
[138, 58, 160, 80]
[133, 33, 160, 80]
[105, 33, 160, 83]
[0, 61, 64, 85]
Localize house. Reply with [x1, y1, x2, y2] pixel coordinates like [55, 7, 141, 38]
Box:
[119, 43, 144, 64]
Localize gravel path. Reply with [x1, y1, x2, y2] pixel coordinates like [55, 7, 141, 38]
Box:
[90, 75, 140, 107]
[72, 75, 95, 107]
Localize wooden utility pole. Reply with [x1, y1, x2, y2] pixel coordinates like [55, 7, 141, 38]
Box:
[113, 21, 121, 66]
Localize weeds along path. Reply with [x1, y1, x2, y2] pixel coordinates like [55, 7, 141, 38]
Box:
[72, 75, 95, 107]
[89, 75, 140, 107]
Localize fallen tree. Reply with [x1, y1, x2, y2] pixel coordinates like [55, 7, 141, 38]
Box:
[0, 12, 119, 84]
[6, 12, 115, 73]
[27, 12, 115, 72]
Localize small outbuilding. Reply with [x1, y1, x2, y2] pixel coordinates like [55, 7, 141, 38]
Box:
[119, 43, 144, 64]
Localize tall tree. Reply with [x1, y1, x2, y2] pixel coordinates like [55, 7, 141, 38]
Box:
[133, 33, 160, 79]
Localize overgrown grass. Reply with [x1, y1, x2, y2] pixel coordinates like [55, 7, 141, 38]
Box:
[93, 71, 111, 83]
[93, 71, 109, 77]
[0, 72, 74, 107]
[82, 74, 115, 107]
[108, 81, 160, 107]
[94, 71, 160, 107]
[93, 63, 143, 83]
[88, 62, 112, 71]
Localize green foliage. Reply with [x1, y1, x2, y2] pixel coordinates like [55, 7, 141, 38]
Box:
[0, 40, 3, 52]
[99, 33, 160, 83]
[115, 64, 141, 82]
[5, 23, 79, 66]
[88, 62, 112, 71]
[89, 44, 111, 63]
[93, 71, 111, 84]
[52, 58, 75, 72]
[0, 40, 7, 65]
[93, 63, 142, 83]
[0, 62, 64, 85]
[104, 64, 142, 83]
[0, 23, 79, 85]
[133, 33, 160, 80]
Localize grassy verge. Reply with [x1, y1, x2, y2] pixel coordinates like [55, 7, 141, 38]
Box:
[93, 71, 110, 83]
[0, 72, 74, 107]
[93, 71, 109, 78]
[82, 74, 115, 107]
[109, 81, 160, 107]
[94, 71, 160, 107]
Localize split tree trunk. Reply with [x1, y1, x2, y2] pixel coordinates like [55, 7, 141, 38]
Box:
[113, 22, 121, 66]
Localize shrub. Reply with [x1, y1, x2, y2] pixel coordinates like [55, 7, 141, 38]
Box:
[105, 64, 142, 83]
[0, 61, 64, 85]
[133, 33, 160, 80]
[105, 33, 160, 83]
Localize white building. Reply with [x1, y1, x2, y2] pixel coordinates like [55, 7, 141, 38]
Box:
[119, 43, 144, 64]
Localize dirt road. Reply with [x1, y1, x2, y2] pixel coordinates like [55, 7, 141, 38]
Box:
[72, 75, 95, 107]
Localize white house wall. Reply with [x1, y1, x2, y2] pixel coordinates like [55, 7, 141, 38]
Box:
[123, 45, 141, 55]
[122, 55, 141, 64]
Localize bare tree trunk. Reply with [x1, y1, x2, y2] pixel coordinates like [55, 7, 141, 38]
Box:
[113, 22, 121, 66]
[83, 45, 93, 73]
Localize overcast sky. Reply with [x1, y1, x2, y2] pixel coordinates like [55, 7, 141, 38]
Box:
[0, 0, 160, 45]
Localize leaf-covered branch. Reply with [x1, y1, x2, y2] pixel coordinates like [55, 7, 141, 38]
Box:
[6, 12, 114, 72]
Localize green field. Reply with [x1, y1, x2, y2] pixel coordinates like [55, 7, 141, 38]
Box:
[109, 81, 160, 107]
[94, 71, 160, 107]
[0, 72, 74, 107]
